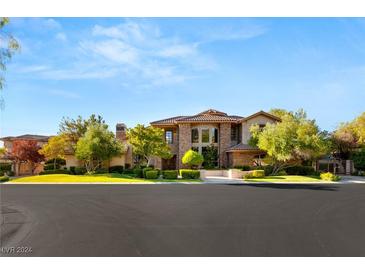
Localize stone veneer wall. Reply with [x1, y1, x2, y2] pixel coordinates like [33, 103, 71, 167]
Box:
[219, 123, 231, 168]
[178, 124, 192, 169]
[230, 151, 258, 167]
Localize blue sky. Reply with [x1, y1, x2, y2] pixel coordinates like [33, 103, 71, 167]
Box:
[1, 18, 365, 137]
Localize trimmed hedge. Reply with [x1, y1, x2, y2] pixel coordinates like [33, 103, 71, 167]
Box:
[45, 158, 66, 165]
[145, 170, 159, 179]
[0, 176, 9, 182]
[39, 169, 70, 175]
[95, 168, 108, 174]
[133, 168, 143, 178]
[320, 172, 341, 182]
[109, 165, 124, 174]
[143, 167, 154, 178]
[244, 170, 265, 179]
[123, 169, 135, 175]
[285, 166, 315, 175]
[0, 163, 12, 172]
[69, 166, 76, 174]
[44, 163, 60, 170]
[162, 170, 178, 179]
[179, 169, 200, 179]
[74, 167, 87, 175]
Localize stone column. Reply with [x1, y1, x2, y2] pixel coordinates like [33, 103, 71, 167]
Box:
[219, 123, 231, 168]
[178, 124, 191, 169]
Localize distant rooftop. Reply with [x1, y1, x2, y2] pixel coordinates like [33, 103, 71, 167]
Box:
[0, 134, 50, 142]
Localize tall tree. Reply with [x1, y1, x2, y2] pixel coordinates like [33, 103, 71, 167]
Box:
[59, 114, 105, 151]
[39, 135, 67, 169]
[250, 109, 330, 174]
[75, 124, 124, 173]
[11, 140, 44, 175]
[127, 124, 172, 167]
[0, 17, 20, 91]
[331, 112, 365, 158]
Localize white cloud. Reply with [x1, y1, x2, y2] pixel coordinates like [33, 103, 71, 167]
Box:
[16, 19, 267, 86]
[55, 32, 67, 42]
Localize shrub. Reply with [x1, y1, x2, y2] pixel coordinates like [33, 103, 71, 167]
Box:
[241, 165, 251, 171]
[44, 163, 60, 170]
[6, 171, 14, 176]
[0, 163, 12, 172]
[133, 168, 143, 178]
[74, 167, 87, 175]
[352, 149, 365, 171]
[143, 167, 154, 178]
[252, 170, 265, 178]
[0, 171, 4, 176]
[285, 166, 315, 175]
[180, 169, 200, 179]
[277, 170, 288, 176]
[125, 163, 131, 169]
[243, 173, 253, 179]
[162, 170, 178, 179]
[39, 169, 70, 175]
[45, 158, 66, 166]
[145, 170, 159, 179]
[95, 168, 108, 174]
[182, 149, 204, 168]
[0, 175, 9, 182]
[109, 165, 124, 174]
[123, 169, 135, 175]
[320, 172, 341, 182]
[69, 166, 76, 174]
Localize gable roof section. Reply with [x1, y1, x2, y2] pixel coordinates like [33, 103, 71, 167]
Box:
[241, 110, 281, 122]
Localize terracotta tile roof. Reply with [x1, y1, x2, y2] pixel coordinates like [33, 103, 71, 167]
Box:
[150, 116, 188, 125]
[150, 109, 243, 125]
[226, 143, 261, 152]
[177, 114, 241, 123]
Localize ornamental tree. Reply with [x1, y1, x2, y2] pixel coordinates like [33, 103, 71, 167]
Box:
[11, 140, 44, 175]
[75, 124, 125, 173]
[182, 149, 204, 169]
[39, 134, 68, 169]
[127, 124, 172, 167]
[250, 109, 330, 175]
[59, 114, 106, 152]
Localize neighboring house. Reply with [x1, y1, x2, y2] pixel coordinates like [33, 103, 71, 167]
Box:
[63, 123, 133, 169]
[0, 134, 50, 175]
[150, 109, 281, 169]
[0, 124, 133, 175]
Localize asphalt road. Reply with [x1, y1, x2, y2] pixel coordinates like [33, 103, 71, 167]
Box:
[1, 184, 365, 256]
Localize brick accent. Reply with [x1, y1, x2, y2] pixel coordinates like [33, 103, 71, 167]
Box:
[219, 123, 231, 168]
[178, 124, 191, 169]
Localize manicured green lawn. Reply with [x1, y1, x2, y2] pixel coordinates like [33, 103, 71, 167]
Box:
[244, 175, 324, 183]
[11, 173, 201, 183]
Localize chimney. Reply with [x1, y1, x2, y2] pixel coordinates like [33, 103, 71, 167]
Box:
[116, 123, 127, 142]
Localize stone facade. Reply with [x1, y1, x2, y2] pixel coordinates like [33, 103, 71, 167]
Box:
[219, 123, 231, 168]
[178, 124, 192, 169]
[229, 151, 259, 167]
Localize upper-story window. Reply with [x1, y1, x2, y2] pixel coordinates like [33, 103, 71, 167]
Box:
[201, 129, 210, 143]
[165, 130, 173, 144]
[192, 128, 199, 143]
[212, 128, 218, 143]
[231, 125, 238, 141]
[258, 124, 266, 131]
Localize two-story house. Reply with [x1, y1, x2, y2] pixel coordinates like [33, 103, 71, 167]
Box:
[150, 109, 281, 169]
